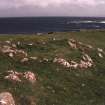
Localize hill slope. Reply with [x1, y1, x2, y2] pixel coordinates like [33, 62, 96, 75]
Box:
[0, 30, 105, 105]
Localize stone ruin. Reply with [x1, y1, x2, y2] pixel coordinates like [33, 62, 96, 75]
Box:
[53, 53, 94, 69]
[68, 38, 93, 50]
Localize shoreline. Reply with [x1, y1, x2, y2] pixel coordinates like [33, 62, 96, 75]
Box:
[0, 29, 105, 35]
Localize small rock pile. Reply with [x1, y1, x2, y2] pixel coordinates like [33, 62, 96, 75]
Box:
[97, 48, 105, 58]
[4, 70, 37, 84]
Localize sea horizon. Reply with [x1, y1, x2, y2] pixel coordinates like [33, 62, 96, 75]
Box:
[0, 17, 105, 34]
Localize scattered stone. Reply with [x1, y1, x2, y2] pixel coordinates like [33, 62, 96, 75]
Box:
[98, 53, 103, 58]
[24, 71, 37, 83]
[81, 83, 85, 87]
[70, 61, 78, 69]
[68, 39, 99, 69]
[42, 42, 46, 45]
[78, 42, 83, 45]
[79, 60, 90, 69]
[16, 50, 28, 57]
[43, 58, 49, 62]
[0, 44, 28, 60]
[78, 53, 93, 69]
[82, 54, 93, 63]
[52, 37, 56, 41]
[21, 58, 29, 63]
[53, 53, 94, 69]
[86, 44, 93, 49]
[5, 41, 11, 44]
[7, 70, 23, 76]
[97, 48, 104, 53]
[0, 92, 15, 105]
[68, 38, 94, 51]
[78, 42, 93, 49]
[8, 53, 14, 58]
[1, 46, 13, 53]
[4, 74, 21, 82]
[11, 44, 16, 48]
[68, 39, 77, 49]
[30, 57, 38, 60]
[4, 70, 22, 82]
[4, 70, 36, 84]
[27, 43, 33, 46]
[17, 41, 21, 45]
[53, 58, 71, 68]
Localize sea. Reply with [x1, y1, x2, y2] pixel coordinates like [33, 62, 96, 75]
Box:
[0, 17, 105, 34]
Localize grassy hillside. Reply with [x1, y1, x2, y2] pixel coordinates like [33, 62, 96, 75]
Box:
[0, 30, 105, 105]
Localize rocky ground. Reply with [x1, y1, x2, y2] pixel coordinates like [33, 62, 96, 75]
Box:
[0, 30, 105, 105]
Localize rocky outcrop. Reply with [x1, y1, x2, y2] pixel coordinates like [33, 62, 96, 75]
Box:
[0, 92, 15, 105]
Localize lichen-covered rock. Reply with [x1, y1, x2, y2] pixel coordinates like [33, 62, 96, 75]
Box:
[0, 92, 15, 105]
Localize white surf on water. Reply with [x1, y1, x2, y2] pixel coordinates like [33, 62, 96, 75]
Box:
[67, 20, 105, 24]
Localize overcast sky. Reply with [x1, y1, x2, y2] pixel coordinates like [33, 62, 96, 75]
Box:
[0, 0, 105, 17]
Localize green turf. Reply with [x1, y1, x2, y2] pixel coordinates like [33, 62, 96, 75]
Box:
[0, 30, 105, 105]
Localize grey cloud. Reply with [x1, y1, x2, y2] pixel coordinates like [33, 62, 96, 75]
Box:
[0, 0, 105, 17]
